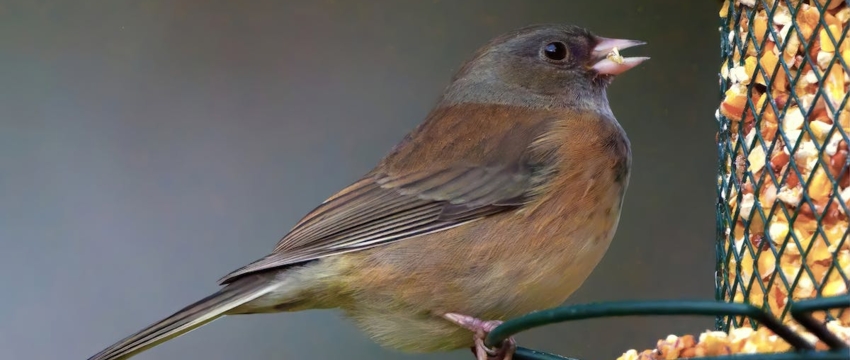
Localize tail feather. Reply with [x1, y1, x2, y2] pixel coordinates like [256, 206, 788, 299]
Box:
[89, 277, 278, 360]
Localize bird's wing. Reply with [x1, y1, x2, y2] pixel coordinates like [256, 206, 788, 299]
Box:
[218, 164, 539, 284]
[217, 103, 562, 284]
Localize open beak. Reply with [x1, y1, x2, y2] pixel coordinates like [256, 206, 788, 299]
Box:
[590, 37, 649, 76]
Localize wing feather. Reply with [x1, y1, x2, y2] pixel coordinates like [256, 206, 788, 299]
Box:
[217, 165, 534, 284]
[216, 103, 563, 284]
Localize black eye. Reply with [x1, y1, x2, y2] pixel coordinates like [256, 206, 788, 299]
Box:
[542, 41, 568, 61]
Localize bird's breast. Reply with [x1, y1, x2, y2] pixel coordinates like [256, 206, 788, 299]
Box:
[495, 115, 631, 307]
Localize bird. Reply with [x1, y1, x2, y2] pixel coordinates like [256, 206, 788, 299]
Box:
[88, 23, 648, 360]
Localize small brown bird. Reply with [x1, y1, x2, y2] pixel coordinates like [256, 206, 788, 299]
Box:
[89, 24, 647, 360]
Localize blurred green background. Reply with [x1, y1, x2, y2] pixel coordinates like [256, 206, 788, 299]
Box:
[0, 1, 720, 359]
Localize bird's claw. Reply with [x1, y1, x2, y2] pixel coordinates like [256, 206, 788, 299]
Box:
[474, 335, 515, 360]
[443, 313, 516, 360]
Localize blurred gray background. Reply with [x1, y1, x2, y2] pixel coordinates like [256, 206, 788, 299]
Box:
[0, 1, 721, 359]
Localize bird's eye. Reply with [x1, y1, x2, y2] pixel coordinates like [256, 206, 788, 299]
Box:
[542, 42, 568, 61]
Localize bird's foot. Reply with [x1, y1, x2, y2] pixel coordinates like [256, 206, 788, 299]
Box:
[443, 313, 516, 360]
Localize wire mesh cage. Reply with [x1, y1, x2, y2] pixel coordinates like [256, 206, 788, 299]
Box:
[716, 0, 850, 333]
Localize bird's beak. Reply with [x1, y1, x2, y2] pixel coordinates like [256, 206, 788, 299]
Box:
[590, 37, 649, 76]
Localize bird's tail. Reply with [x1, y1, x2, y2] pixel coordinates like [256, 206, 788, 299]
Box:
[88, 276, 279, 360]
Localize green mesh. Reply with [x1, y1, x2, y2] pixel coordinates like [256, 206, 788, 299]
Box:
[717, 0, 850, 331]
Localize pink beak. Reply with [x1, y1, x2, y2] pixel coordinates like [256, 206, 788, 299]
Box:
[590, 37, 649, 76]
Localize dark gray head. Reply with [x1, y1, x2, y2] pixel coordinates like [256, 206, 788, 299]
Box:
[438, 24, 649, 113]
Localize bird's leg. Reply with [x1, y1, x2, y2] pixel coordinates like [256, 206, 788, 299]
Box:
[443, 313, 516, 360]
